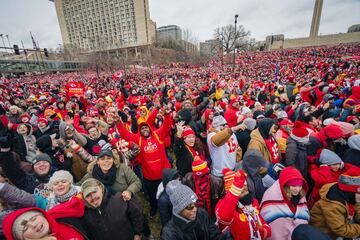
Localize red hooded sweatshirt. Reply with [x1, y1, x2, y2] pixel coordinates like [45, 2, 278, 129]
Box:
[3, 206, 85, 240]
[117, 114, 171, 180]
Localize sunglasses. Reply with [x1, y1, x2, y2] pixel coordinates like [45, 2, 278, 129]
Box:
[184, 203, 196, 211]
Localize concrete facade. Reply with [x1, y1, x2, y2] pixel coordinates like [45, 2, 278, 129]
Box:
[52, 0, 155, 52]
[200, 39, 221, 56]
[157, 25, 182, 41]
[267, 32, 360, 50]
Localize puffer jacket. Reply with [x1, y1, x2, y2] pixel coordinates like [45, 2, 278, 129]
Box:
[161, 207, 223, 240]
[283, 136, 308, 178]
[260, 167, 310, 240]
[310, 183, 360, 239]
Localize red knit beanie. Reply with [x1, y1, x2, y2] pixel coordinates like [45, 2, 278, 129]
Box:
[292, 121, 308, 138]
[183, 127, 195, 138]
[338, 167, 360, 193]
[37, 117, 48, 126]
[323, 124, 343, 139]
[192, 156, 209, 176]
[20, 113, 31, 123]
[218, 101, 227, 110]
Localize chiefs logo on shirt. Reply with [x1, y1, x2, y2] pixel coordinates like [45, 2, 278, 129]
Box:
[144, 141, 158, 153]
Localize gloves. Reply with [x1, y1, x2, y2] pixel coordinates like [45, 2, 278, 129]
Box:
[229, 170, 247, 197]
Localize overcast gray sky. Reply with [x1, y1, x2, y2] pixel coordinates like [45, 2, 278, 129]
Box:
[0, 0, 359, 50]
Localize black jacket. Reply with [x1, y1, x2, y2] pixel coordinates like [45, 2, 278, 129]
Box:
[342, 148, 360, 168]
[83, 191, 143, 240]
[174, 137, 204, 177]
[161, 208, 223, 240]
[235, 129, 251, 155]
[158, 169, 180, 227]
[0, 151, 51, 195]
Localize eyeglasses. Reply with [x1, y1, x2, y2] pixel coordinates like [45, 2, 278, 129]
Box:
[184, 203, 196, 211]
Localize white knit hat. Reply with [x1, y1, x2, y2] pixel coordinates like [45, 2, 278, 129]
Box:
[48, 170, 73, 189]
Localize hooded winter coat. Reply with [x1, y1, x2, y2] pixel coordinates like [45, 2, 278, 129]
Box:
[242, 149, 270, 201]
[260, 167, 310, 240]
[2, 207, 85, 240]
[310, 183, 360, 239]
[116, 114, 172, 180]
[284, 136, 308, 178]
[247, 129, 272, 162]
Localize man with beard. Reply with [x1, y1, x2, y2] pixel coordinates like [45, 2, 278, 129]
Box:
[80, 178, 143, 240]
[216, 169, 271, 240]
[116, 106, 172, 216]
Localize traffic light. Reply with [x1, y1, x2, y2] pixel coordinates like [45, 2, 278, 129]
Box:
[44, 48, 49, 57]
[13, 45, 20, 55]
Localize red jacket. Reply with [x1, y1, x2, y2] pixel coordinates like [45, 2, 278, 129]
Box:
[117, 114, 171, 180]
[216, 191, 271, 240]
[310, 163, 354, 203]
[224, 105, 240, 128]
[3, 206, 85, 240]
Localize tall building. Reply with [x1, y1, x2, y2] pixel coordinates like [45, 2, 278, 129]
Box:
[200, 39, 221, 56]
[157, 25, 182, 42]
[51, 0, 155, 52]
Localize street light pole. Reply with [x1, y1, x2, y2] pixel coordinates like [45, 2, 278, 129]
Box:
[232, 14, 239, 72]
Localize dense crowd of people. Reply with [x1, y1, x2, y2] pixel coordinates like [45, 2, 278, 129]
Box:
[0, 42, 359, 240]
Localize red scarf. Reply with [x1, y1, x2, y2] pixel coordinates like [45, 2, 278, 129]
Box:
[264, 136, 280, 163]
[185, 145, 205, 161]
[193, 172, 212, 217]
